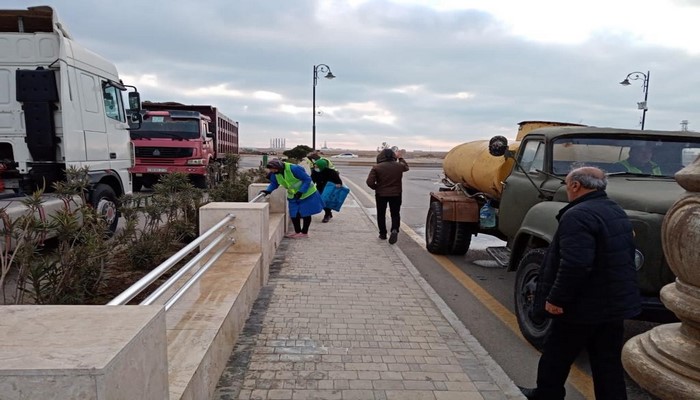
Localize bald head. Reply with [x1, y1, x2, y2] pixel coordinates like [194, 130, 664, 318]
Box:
[565, 166, 607, 201]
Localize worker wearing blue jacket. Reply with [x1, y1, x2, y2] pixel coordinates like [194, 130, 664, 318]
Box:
[260, 159, 323, 238]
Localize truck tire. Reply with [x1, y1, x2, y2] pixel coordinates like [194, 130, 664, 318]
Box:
[514, 248, 552, 350]
[426, 201, 454, 254]
[91, 183, 119, 234]
[207, 162, 222, 188]
[450, 222, 474, 255]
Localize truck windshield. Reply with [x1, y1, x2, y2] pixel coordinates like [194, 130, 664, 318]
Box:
[551, 136, 700, 178]
[130, 117, 201, 140]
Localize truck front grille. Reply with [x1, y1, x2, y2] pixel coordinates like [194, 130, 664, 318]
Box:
[135, 147, 194, 158]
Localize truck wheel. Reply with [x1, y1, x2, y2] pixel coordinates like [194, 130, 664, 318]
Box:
[207, 163, 222, 187]
[450, 222, 474, 255]
[426, 201, 454, 254]
[92, 183, 119, 234]
[514, 248, 552, 350]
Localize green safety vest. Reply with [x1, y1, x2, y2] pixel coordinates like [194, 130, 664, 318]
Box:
[275, 163, 317, 199]
[617, 159, 662, 175]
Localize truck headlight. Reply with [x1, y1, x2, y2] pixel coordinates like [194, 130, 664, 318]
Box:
[187, 159, 205, 165]
[634, 249, 644, 271]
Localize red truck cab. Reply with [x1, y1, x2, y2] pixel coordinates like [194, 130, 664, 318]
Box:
[130, 102, 238, 190]
[129, 109, 213, 189]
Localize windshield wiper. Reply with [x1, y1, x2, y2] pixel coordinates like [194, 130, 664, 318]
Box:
[607, 171, 674, 179]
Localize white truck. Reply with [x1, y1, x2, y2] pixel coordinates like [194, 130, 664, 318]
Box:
[0, 6, 141, 232]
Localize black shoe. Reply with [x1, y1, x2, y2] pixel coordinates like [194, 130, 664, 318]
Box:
[379, 233, 387, 240]
[389, 230, 398, 244]
[322, 215, 331, 223]
[517, 386, 537, 400]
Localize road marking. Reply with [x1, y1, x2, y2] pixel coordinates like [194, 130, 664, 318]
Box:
[344, 176, 595, 399]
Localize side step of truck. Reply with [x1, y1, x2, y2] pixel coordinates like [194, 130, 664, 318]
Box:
[486, 246, 511, 268]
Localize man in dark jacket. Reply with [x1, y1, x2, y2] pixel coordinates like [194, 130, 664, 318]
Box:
[365, 148, 409, 244]
[519, 166, 641, 400]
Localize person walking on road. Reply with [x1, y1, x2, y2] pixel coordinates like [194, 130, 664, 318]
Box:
[518, 166, 641, 400]
[365, 148, 409, 244]
[310, 158, 343, 223]
[260, 159, 324, 238]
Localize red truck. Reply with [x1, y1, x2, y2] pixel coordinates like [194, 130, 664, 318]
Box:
[129, 102, 238, 190]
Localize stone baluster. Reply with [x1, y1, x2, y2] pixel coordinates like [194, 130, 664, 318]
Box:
[622, 157, 700, 399]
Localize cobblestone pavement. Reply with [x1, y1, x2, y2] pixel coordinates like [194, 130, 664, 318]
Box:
[214, 197, 523, 400]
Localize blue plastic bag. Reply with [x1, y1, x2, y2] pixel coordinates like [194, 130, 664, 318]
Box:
[321, 184, 350, 211]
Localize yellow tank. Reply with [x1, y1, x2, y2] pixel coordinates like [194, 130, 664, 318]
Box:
[443, 140, 519, 199]
[516, 120, 586, 141]
[443, 121, 586, 198]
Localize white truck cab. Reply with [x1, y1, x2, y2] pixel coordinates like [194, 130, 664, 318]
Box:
[0, 6, 141, 232]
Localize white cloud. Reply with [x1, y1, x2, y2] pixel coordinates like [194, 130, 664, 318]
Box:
[253, 91, 284, 101]
[184, 84, 243, 98]
[278, 104, 307, 115]
[391, 85, 423, 94]
[120, 74, 159, 88]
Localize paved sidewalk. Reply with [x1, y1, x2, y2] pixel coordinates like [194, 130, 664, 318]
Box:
[214, 194, 523, 400]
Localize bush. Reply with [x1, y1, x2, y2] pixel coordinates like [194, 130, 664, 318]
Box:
[3, 167, 120, 304]
[209, 155, 268, 202]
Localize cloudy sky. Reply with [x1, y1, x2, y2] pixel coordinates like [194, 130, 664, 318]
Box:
[9, 0, 700, 151]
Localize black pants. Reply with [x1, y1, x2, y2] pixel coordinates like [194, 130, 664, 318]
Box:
[291, 215, 311, 234]
[536, 319, 626, 400]
[376, 195, 402, 235]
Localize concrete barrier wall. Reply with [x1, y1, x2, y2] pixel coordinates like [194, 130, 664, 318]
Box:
[0, 305, 168, 400]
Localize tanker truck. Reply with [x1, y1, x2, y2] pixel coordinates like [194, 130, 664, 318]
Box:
[426, 120, 700, 348]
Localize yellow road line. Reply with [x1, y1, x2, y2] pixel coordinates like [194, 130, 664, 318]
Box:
[345, 176, 595, 399]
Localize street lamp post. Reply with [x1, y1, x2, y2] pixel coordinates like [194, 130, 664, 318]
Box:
[312, 64, 335, 151]
[620, 70, 650, 130]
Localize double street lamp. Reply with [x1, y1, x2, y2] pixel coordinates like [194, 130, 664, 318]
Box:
[312, 64, 335, 151]
[620, 70, 650, 130]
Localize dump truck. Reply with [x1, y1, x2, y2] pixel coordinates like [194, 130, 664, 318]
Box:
[129, 102, 238, 190]
[426, 120, 700, 348]
[0, 6, 142, 233]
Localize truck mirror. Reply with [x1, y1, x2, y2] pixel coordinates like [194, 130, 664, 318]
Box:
[128, 112, 143, 130]
[128, 92, 141, 111]
[488, 136, 509, 157]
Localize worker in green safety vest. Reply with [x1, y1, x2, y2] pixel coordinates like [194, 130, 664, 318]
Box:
[260, 159, 324, 238]
[616, 145, 662, 175]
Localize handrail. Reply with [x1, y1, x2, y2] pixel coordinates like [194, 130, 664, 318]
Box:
[107, 214, 235, 305]
[164, 243, 229, 310]
[108, 189, 270, 307]
[140, 230, 233, 306]
[250, 192, 267, 203]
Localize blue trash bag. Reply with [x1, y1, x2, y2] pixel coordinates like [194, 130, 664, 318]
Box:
[321, 184, 350, 212]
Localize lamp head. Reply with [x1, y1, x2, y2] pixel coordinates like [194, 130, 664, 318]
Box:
[324, 71, 336, 80]
[620, 78, 631, 86]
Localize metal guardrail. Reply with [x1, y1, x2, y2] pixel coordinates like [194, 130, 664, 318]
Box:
[108, 191, 270, 310]
[107, 214, 236, 310]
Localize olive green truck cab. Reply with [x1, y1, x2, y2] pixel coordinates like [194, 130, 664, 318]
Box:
[426, 123, 700, 348]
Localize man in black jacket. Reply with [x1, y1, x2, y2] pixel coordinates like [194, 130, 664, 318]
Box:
[366, 148, 409, 244]
[519, 166, 641, 400]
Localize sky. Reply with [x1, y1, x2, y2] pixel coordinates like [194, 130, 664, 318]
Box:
[7, 0, 700, 151]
